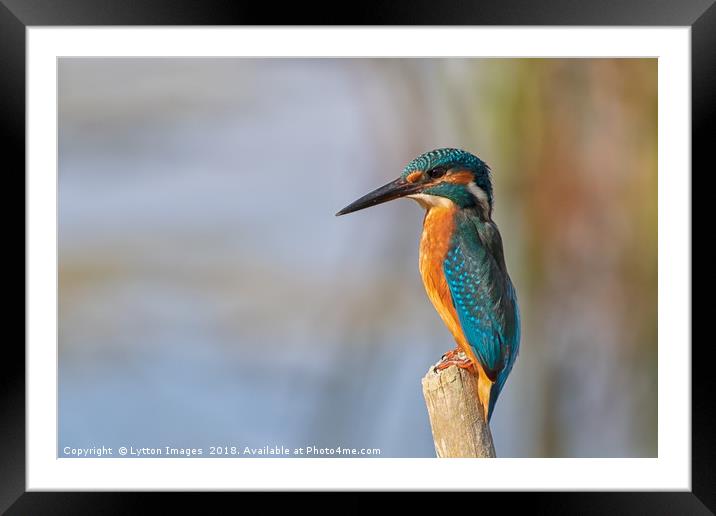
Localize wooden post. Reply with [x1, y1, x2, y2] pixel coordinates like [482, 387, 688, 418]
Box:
[421, 359, 496, 458]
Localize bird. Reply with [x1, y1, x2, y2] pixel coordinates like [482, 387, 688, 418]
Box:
[336, 148, 520, 421]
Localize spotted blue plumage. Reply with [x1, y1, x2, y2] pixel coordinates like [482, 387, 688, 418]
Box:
[444, 210, 520, 421]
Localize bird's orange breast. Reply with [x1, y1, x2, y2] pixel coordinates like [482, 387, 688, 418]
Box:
[418, 205, 493, 417]
[418, 206, 475, 361]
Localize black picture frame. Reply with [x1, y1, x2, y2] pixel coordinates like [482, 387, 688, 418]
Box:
[3, 0, 710, 511]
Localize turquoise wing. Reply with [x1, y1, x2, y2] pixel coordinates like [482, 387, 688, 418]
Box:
[443, 213, 520, 419]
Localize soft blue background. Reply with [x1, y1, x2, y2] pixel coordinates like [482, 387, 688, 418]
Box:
[59, 58, 657, 457]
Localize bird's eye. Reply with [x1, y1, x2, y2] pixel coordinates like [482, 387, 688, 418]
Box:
[428, 166, 447, 179]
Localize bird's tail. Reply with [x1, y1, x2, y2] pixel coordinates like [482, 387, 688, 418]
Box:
[487, 375, 507, 421]
[489, 291, 521, 421]
[487, 345, 518, 421]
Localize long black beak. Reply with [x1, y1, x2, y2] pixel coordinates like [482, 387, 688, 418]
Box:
[335, 177, 422, 216]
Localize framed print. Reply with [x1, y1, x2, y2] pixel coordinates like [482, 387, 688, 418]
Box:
[4, 0, 710, 511]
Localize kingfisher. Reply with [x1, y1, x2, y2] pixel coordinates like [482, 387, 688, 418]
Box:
[336, 148, 520, 421]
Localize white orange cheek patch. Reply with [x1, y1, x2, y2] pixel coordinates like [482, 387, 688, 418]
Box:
[444, 170, 474, 185]
[406, 171, 424, 183]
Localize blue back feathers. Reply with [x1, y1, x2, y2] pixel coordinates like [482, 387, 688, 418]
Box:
[443, 201, 520, 420]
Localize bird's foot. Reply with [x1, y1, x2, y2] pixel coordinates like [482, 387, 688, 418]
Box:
[436, 358, 474, 372]
[441, 348, 461, 361]
[434, 351, 474, 373]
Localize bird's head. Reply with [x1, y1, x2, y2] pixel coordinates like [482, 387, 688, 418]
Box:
[336, 148, 493, 219]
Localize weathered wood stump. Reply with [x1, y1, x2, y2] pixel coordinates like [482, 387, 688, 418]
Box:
[421, 356, 496, 458]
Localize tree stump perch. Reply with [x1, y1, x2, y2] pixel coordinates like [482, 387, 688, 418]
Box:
[421, 357, 496, 458]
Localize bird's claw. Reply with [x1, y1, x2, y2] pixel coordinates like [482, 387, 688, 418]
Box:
[434, 350, 474, 373]
[436, 357, 474, 372]
[441, 348, 461, 361]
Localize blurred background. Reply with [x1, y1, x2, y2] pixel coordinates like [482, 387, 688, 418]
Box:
[58, 58, 657, 458]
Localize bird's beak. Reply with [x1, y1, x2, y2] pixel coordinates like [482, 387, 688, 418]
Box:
[335, 177, 423, 216]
